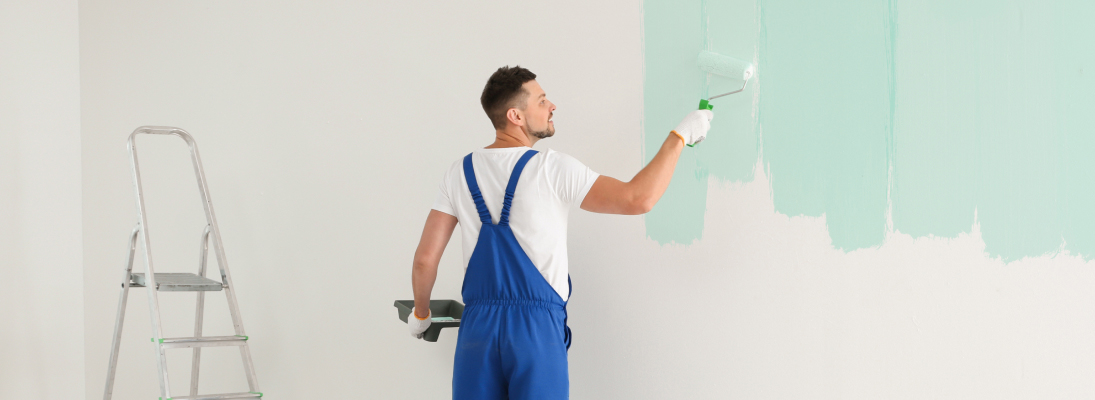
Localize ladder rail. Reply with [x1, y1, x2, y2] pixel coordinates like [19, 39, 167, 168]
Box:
[127, 130, 171, 397]
[120, 126, 261, 398]
[127, 128, 251, 334]
[103, 224, 141, 400]
[173, 127, 263, 392]
[191, 225, 212, 396]
[215, 225, 260, 391]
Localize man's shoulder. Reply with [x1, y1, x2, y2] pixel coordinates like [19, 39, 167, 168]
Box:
[438, 156, 465, 182]
[537, 148, 588, 170]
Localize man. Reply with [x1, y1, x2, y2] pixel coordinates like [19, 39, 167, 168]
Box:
[408, 66, 713, 399]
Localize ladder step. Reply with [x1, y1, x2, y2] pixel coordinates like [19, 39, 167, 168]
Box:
[131, 273, 224, 291]
[165, 392, 262, 400]
[155, 335, 248, 349]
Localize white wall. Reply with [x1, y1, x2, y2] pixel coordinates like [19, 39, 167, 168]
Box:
[0, 1, 84, 399]
[80, 1, 643, 398]
[74, 1, 1095, 400]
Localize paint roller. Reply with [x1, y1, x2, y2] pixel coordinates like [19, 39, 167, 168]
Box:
[696, 50, 755, 111]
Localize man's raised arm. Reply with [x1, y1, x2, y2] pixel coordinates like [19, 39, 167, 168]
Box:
[581, 110, 713, 215]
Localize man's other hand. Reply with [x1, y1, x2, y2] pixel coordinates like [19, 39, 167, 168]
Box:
[408, 307, 431, 339]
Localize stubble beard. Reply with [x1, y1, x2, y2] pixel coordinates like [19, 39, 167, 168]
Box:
[530, 123, 555, 139]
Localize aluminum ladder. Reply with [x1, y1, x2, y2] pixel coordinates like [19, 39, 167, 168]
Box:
[104, 126, 262, 400]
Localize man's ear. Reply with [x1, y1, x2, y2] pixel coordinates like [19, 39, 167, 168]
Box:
[506, 108, 523, 127]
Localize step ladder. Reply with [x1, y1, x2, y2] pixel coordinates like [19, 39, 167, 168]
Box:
[104, 126, 263, 400]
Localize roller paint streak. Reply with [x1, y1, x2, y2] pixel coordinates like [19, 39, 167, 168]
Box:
[642, 0, 759, 245]
[757, 0, 894, 251]
[643, 0, 893, 250]
[891, 0, 1095, 261]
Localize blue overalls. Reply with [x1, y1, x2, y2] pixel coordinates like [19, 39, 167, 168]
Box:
[453, 150, 572, 400]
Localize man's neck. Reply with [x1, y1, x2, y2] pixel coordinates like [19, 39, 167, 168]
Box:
[486, 127, 538, 149]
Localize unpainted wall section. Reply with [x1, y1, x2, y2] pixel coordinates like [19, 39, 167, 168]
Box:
[80, 1, 645, 398]
[0, 1, 84, 399]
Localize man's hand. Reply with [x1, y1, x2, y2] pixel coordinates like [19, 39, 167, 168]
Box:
[408, 307, 431, 339]
[671, 110, 714, 146]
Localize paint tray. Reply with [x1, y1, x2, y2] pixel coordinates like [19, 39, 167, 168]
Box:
[393, 299, 464, 342]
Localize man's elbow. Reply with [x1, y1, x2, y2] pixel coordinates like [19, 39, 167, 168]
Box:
[412, 257, 437, 273]
[628, 195, 657, 215]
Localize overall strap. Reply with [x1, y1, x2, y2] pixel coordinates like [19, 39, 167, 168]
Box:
[499, 150, 539, 226]
[564, 275, 572, 351]
[462, 153, 493, 224]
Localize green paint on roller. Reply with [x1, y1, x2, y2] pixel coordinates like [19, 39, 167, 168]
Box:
[642, 0, 759, 245]
[696, 50, 755, 117]
[697, 50, 755, 82]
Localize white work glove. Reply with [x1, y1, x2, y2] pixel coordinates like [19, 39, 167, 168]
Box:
[671, 110, 714, 146]
[408, 307, 431, 339]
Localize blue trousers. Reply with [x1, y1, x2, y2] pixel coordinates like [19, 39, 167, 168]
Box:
[452, 151, 571, 400]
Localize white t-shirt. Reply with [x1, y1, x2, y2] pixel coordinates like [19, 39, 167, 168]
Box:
[432, 147, 599, 302]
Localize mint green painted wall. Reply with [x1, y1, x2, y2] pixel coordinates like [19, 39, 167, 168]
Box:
[644, 0, 1095, 260]
[643, 0, 759, 245]
[758, 0, 895, 251]
[893, 0, 1095, 260]
[1053, 1, 1095, 260]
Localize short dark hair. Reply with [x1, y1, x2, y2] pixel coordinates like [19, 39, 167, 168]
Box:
[480, 66, 537, 129]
